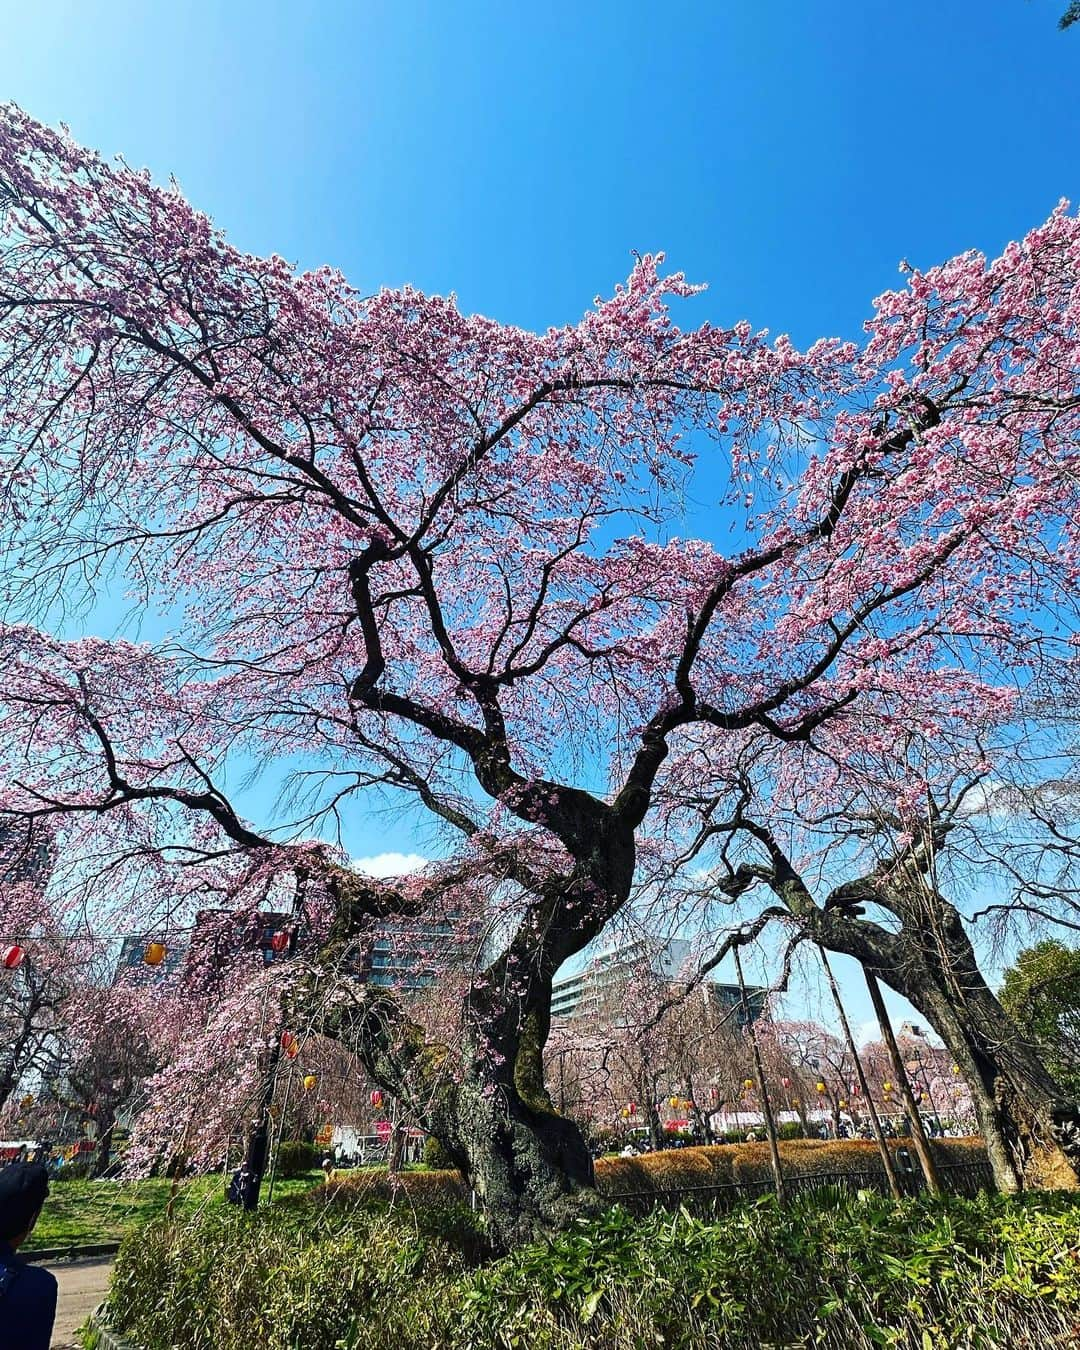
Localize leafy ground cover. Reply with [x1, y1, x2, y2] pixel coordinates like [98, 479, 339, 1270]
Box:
[29, 1171, 324, 1250]
[103, 1184, 1080, 1349]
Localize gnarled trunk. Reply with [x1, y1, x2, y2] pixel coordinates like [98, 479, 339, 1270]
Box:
[816, 893, 1080, 1191]
[314, 976, 602, 1248]
[443, 1077, 599, 1250]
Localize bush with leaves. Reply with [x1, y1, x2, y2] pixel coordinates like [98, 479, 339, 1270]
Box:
[104, 1184, 1080, 1350]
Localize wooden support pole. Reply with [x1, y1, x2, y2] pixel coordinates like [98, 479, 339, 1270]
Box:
[817, 943, 902, 1200]
[864, 969, 941, 1195]
[733, 943, 786, 1204]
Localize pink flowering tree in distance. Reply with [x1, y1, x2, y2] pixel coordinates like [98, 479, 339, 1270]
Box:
[1, 106, 1080, 1237]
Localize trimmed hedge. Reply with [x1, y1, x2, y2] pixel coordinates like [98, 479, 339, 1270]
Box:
[316, 1137, 989, 1210]
[274, 1140, 321, 1178]
[596, 1137, 989, 1196]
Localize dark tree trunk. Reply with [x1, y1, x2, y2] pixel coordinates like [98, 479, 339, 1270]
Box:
[91, 1115, 116, 1178]
[444, 1078, 599, 1250]
[815, 889, 1080, 1190]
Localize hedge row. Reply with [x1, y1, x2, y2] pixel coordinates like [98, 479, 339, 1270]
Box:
[595, 1136, 989, 1195]
[311, 1137, 990, 1209]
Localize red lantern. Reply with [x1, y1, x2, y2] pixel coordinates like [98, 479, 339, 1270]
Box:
[781, 1076, 791, 1089]
[270, 930, 289, 954]
[1, 944, 25, 970]
[370, 1089, 383, 1108]
[628, 1102, 636, 1115]
[281, 1031, 298, 1059]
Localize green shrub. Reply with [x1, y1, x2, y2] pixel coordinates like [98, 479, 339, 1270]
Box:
[274, 1139, 320, 1178]
[105, 1185, 1080, 1350]
[423, 1135, 453, 1170]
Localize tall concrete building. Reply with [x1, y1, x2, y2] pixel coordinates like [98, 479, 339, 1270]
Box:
[551, 936, 766, 1027]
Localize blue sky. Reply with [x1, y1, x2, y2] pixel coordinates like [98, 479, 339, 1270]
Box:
[4, 0, 1078, 1032]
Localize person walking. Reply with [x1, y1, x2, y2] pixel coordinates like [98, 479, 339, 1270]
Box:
[0, 1161, 58, 1349]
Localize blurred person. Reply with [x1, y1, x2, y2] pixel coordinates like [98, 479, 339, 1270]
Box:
[0, 1162, 57, 1350]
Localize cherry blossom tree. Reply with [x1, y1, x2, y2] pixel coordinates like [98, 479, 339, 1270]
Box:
[1, 106, 1080, 1239]
[0, 821, 66, 1115]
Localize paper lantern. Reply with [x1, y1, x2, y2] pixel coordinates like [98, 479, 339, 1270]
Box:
[1, 944, 25, 970]
[370, 1089, 383, 1108]
[839, 1100, 848, 1109]
[883, 1081, 893, 1093]
[791, 1098, 800, 1107]
[628, 1102, 636, 1115]
[270, 930, 290, 954]
[781, 1076, 791, 1089]
[816, 1081, 826, 1094]
[952, 1064, 960, 1075]
[303, 1075, 318, 1092]
[709, 1086, 719, 1102]
[620, 1107, 630, 1119]
[143, 942, 166, 967]
[281, 1031, 299, 1059]
[669, 1096, 680, 1109]
[743, 1079, 754, 1091]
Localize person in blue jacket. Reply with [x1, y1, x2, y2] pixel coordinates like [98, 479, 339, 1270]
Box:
[0, 1162, 57, 1350]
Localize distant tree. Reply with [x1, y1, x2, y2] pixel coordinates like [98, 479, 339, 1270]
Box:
[1001, 941, 1080, 1095]
[56, 986, 163, 1176]
[0, 822, 65, 1114]
[1059, 2, 1080, 30]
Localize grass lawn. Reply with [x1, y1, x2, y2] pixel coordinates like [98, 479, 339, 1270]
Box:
[27, 1170, 324, 1250]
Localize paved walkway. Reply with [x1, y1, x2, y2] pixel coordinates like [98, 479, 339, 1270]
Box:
[46, 1258, 114, 1349]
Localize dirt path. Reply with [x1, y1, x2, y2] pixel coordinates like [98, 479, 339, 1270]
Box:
[46, 1258, 114, 1348]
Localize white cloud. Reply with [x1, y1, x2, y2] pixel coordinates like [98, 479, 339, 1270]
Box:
[855, 1020, 880, 1048]
[353, 851, 428, 879]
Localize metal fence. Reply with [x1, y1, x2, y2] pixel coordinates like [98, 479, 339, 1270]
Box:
[604, 1157, 996, 1218]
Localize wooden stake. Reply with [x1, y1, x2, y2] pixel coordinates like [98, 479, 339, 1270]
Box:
[817, 943, 902, 1200]
[733, 943, 786, 1203]
[864, 969, 941, 1194]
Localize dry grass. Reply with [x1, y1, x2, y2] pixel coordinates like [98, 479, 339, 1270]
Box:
[308, 1138, 992, 1209]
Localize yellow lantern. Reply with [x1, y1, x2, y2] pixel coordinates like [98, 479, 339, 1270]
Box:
[620, 1107, 630, 1119]
[743, 1079, 754, 1091]
[144, 941, 167, 967]
[952, 1064, 960, 1075]
[883, 1081, 893, 1093]
[839, 1100, 848, 1110]
[792, 1098, 800, 1107]
[303, 1074, 318, 1092]
[816, 1081, 826, 1094]
[669, 1096, 680, 1109]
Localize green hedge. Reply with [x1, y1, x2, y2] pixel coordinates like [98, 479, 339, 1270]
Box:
[275, 1140, 320, 1178]
[106, 1186, 1080, 1349]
